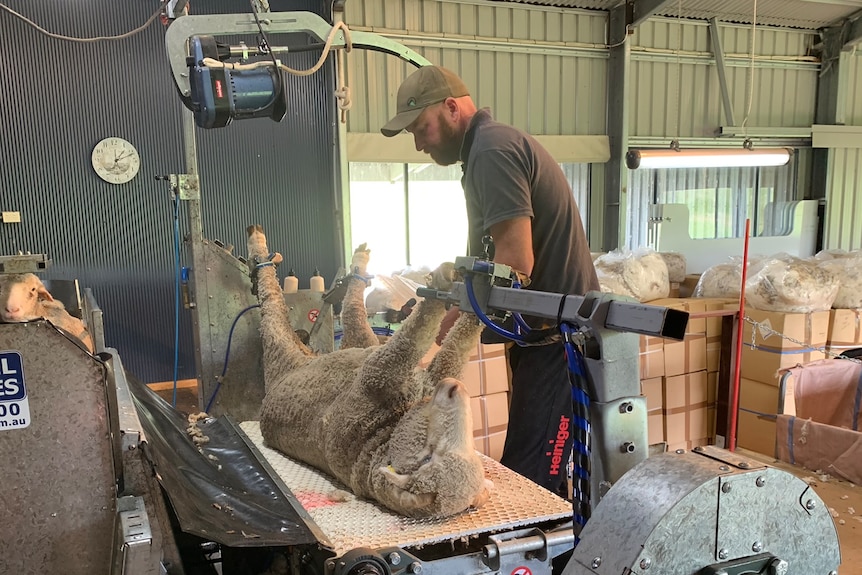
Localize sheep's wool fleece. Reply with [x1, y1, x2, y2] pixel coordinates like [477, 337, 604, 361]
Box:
[818, 257, 862, 309]
[695, 263, 742, 298]
[745, 257, 839, 313]
[658, 252, 687, 283]
[594, 250, 669, 303]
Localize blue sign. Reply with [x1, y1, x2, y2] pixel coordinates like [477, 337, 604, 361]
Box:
[0, 351, 29, 431]
[0, 352, 25, 401]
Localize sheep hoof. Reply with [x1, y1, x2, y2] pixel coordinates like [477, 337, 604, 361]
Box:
[428, 262, 455, 291]
[351, 244, 371, 272]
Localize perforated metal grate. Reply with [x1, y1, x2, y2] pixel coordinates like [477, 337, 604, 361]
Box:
[239, 421, 572, 555]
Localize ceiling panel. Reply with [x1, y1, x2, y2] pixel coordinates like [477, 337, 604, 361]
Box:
[493, 0, 862, 30]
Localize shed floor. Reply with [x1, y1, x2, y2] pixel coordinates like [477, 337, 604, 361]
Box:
[738, 448, 861, 574]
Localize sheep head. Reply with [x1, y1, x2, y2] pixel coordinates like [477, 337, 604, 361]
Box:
[375, 378, 491, 518]
[0, 273, 54, 322]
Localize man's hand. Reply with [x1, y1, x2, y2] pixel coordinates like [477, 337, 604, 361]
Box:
[436, 305, 461, 345]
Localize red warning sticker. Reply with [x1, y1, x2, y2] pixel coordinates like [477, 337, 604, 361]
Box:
[511, 568, 532, 575]
[308, 309, 320, 323]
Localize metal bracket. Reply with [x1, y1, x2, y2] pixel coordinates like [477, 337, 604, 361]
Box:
[691, 444, 765, 471]
[116, 496, 155, 573]
[0, 253, 51, 274]
[176, 174, 200, 200]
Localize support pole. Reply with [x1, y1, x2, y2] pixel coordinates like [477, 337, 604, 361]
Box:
[709, 18, 736, 128]
[603, 4, 632, 251]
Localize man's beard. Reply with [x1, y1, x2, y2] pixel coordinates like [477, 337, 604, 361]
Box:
[428, 116, 462, 166]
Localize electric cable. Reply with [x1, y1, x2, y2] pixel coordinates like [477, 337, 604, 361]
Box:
[0, 1, 168, 42]
[560, 322, 592, 542]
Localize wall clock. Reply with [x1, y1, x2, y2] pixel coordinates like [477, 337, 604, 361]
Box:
[91, 137, 141, 184]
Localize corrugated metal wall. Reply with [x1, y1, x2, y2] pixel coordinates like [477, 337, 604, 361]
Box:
[344, 0, 609, 135]
[847, 54, 862, 125]
[823, 147, 862, 250]
[0, 0, 340, 383]
[630, 18, 818, 137]
[821, 54, 862, 251]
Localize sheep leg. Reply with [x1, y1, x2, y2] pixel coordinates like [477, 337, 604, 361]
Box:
[246, 226, 314, 382]
[356, 263, 454, 399]
[420, 312, 484, 397]
[340, 244, 378, 350]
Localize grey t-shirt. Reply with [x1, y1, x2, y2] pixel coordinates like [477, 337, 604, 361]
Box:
[460, 109, 599, 303]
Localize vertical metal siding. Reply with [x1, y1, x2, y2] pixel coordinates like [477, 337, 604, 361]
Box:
[824, 148, 862, 251]
[629, 18, 818, 138]
[847, 55, 862, 125]
[0, 0, 339, 383]
[344, 0, 608, 136]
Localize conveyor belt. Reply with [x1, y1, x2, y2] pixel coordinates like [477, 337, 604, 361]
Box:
[238, 421, 573, 556]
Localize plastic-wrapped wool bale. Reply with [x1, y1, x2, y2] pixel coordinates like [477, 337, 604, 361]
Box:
[745, 255, 839, 313]
[594, 249, 670, 302]
[818, 256, 862, 309]
[814, 248, 860, 261]
[658, 252, 687, 283]
[694, 259, 744, 299]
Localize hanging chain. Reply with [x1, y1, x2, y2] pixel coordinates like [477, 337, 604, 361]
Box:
[743, 315, 862, 364]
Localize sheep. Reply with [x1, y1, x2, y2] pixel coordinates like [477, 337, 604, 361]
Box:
[0, 273, 95, 353]
[246, 225, 491, 518]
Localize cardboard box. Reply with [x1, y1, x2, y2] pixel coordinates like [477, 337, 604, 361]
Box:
[648, 413, 665, 445]
[640, 336, 665, 379]
[445, 344, 510, 398]
[471, 392, 509, 460]
[649, 298, 707, 334]
[642, 377, 665, 445]
[740, 309, 830, 383]
[662, 371, 709, 447]
[460, 361, 483, 397]
[474, 432, 506, 461]
[641, 377, 664, 412]
[664, 333, 707, 377]
[736, 376, 796, 456]
[668, 282, 680, 298]
[825, 308, 862, 356]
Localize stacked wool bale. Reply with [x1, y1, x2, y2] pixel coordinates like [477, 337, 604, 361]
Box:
[718, 254, 840, 455]
[594, 249, 671, 303]
[815, 249, 862, 358]
[419, 342, 510, 461]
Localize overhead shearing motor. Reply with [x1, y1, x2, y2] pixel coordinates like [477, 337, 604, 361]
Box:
[164, 11, 431, 129]
[186, 35, 287, 129]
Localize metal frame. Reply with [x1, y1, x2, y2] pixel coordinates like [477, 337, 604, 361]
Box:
[163, 11, 430, 419]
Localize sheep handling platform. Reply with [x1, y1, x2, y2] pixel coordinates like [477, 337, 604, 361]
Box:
[237, 421, 574, 558]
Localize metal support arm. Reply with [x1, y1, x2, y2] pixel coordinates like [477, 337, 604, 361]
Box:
[420, 257, 689, 506]
[165, 11, 431, 98]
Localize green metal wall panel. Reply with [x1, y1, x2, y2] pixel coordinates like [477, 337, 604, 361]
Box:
[824, 148, 862, 251]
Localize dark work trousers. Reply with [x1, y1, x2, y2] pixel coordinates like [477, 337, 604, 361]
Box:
[500, 341, 574, 498]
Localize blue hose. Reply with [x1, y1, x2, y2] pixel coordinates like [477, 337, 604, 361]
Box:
[204, 304, 261, 413]
[560, 322, 591, 540]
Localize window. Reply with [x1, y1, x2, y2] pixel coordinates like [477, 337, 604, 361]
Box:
[628, 161, 797, 249]
[348, 162, 591, 275]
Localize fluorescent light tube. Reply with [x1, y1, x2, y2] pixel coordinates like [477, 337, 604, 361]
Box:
[626, 147, 792, 169]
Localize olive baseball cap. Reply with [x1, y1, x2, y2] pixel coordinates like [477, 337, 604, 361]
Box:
[380, 65, 470, 137]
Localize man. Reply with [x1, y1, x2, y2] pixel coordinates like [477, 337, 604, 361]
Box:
[381, 65, 599, 498]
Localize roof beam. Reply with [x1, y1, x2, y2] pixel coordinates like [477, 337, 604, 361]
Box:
[632, 0, 676, 27]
